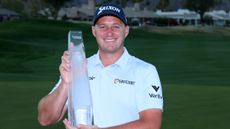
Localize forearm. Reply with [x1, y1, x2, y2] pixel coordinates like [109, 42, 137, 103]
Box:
[103, 119, 160, 129]
[102, 110, 162, 129]
[38, 81, 69, 126]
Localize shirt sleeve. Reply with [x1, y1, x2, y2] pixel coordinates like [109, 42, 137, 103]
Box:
[49, 76, 62, 94]
[136, 65, 163, 112]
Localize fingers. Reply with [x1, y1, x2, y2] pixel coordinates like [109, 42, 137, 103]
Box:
[63, 119, 75, 129]
[63, 118, 99, 129]
[70, 42, 75, 48]
[59, 51, 72, 84]
[59, 51, 70, 72]
[78, 124, 99, 129]
[62, 51, 70, 68]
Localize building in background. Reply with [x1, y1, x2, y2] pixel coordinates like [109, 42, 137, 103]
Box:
[57, 0, 95, 22]
[204, 10, 230, 26]
[155, 9, 200, 26]
[37, 0, 230, 27]
[0, 7, 20, 22]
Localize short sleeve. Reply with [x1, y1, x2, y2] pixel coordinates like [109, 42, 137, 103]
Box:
[49, 76, 62, 94]
[136, 65, 163, 112]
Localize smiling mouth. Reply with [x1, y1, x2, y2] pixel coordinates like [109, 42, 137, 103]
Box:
[105, 38, 116, 42]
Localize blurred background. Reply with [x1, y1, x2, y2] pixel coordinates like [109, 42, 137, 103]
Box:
[0, 0, 230, 129]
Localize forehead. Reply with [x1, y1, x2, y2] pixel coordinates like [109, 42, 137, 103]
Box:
[95, 16, 124, 25]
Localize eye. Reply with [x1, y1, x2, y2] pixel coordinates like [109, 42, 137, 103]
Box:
[99, 25, 105, 29]
[96, 25, 107, 30]
[113, 25, 122, 29]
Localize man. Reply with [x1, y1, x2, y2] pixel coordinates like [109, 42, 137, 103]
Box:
[37, 2, 163, 129]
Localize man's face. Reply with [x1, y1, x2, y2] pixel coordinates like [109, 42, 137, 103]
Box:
[92, 16, 129, 54]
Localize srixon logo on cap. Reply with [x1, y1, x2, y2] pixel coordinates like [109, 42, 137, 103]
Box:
[97, 5, 121, 15]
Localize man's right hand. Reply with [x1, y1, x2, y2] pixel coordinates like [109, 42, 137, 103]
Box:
[59, 51, 71, 84]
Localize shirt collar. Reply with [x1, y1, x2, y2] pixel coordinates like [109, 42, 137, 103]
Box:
[94, 47, 130, 69]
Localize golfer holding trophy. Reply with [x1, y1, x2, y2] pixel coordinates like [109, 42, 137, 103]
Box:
[38, 2, 163, 129]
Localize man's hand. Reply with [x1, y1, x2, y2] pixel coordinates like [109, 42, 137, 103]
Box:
[63, 119, 99, 129]
[59, 51, 71, 84]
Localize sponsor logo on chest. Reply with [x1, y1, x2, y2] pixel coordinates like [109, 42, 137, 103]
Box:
[114, 78, 135, 86]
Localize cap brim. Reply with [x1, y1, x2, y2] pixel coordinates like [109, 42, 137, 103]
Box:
[93, 13, 127, 25]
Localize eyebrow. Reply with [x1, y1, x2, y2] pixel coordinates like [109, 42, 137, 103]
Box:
[95, 23, 124, 26]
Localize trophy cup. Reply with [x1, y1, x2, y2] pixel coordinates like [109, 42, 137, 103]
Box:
[68, 30, 93, 127]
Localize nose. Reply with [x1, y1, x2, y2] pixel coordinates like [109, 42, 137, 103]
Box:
[106, 27, 113, 36]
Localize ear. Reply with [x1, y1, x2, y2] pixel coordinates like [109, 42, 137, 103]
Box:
[92, 26, 96, 37]
[124, 26, 129, 38]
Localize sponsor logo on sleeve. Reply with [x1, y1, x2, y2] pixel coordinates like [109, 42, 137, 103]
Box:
[149, 93, 163, 99]
[152, 85, 160, 92]
[148, 85, 163, 99]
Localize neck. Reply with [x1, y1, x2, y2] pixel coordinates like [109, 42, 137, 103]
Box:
[99, 48, 124, 67]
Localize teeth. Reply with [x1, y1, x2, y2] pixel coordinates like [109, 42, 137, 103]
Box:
[105, 39, 115, 42]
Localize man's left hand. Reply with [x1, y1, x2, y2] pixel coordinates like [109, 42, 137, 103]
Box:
[63, 119, 99, 129]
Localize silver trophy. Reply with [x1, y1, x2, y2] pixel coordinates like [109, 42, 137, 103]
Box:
[68, 31, 93, 127]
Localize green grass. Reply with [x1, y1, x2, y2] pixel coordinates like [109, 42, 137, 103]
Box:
[162, 84, 230, 129]
[0, 19, 230, 129]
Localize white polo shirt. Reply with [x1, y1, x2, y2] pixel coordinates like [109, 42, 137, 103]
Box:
[87, 48, 163, 127]
[52, 48, 163, 127]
